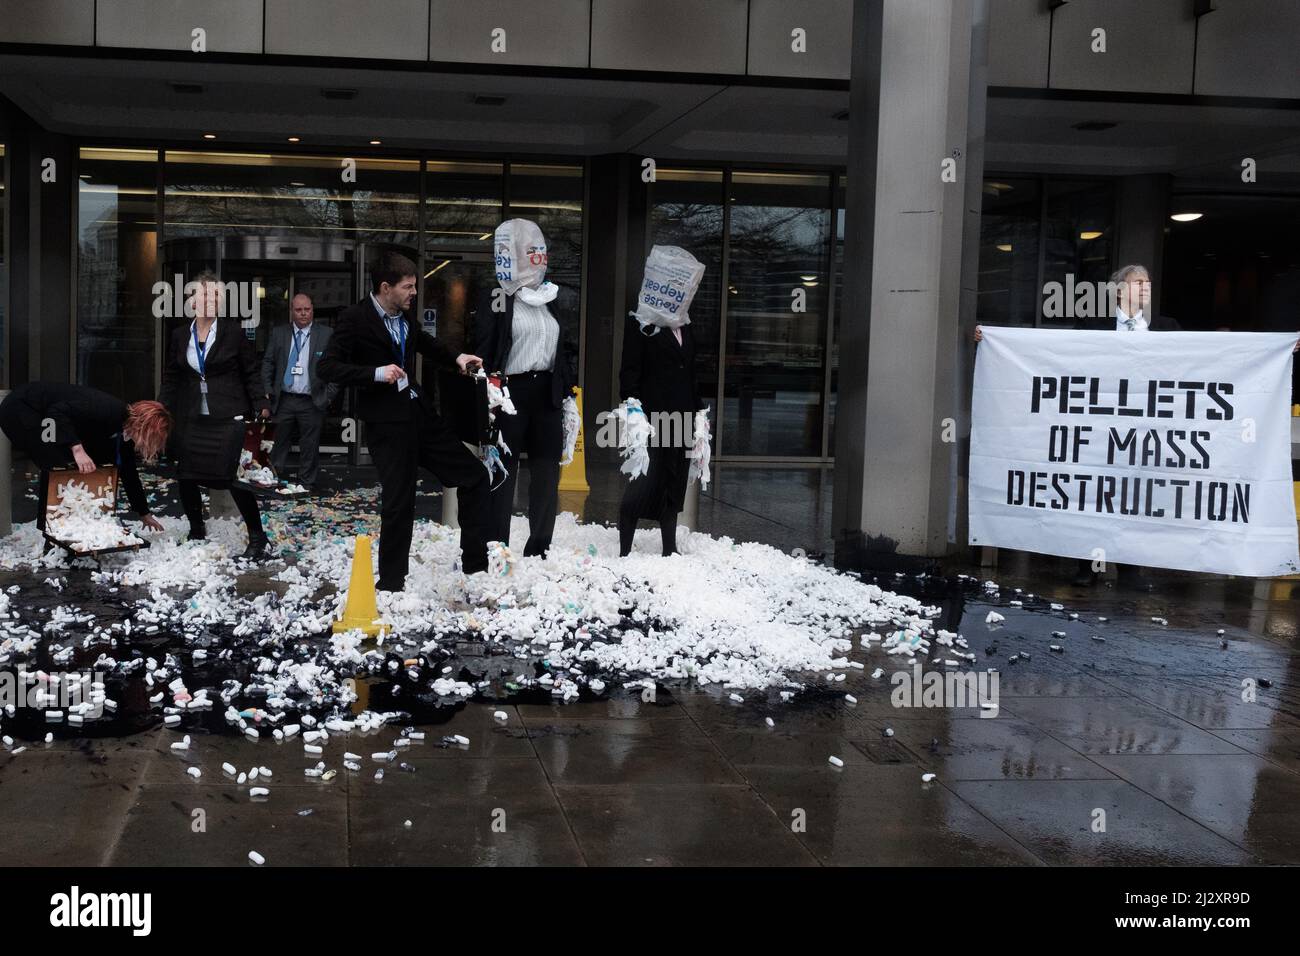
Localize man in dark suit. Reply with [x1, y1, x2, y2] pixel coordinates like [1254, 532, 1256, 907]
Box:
[1072, 264, 1181, 332]
[262, 293, 338, 488]
[318, 251, 489, 590]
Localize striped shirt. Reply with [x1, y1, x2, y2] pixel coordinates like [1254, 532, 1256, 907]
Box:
[504, 298, 559, 375]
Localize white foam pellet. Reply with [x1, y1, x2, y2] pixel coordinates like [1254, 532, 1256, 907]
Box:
[493, 711, 508, 721]
[922, 773, 936, 783]
[304, 744, 322, 755]
[222, 762, 237, 775]
[845, 694, 857, 704]
[764, 717, 775, 728]
[187, 767, 201, 779]
[249, 787, 269, 798]
[248, 851, 265, 865]
[828, 755, 844, 768]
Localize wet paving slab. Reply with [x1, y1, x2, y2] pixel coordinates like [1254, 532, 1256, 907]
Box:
[2, 509, 1300, 866]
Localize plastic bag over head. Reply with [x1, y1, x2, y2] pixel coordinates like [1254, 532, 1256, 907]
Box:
[494, 219, 548, 295]
[632, 245, 705, 332]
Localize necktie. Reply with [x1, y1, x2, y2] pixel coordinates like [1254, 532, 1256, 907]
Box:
[284, 329, 305, 388]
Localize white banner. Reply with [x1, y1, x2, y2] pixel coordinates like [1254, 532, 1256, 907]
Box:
[969, 329, 1299, 577]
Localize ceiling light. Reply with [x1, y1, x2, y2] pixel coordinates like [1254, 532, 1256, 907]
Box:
[369, 139, 382, 145]
[996, 243, 1012, 252]
[287, 136, 300, 143]
[202, 133, 217, 140]
[1079, 230, 1103, 240]
[1171, 212, 1203, 222]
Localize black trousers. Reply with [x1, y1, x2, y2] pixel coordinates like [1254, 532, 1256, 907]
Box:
[367, 403, 489, 588]
[271, 392, 326, 486]
[491, 371, 563, 557]
[178, 479, 264, 541]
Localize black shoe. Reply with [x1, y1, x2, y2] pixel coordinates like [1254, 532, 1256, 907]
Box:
[377, 580, 404, 593]
[187, 528, 207, 543]
[241, 537, 272, 561]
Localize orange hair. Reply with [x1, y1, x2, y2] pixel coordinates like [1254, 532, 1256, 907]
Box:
[124, 400, 173, 463]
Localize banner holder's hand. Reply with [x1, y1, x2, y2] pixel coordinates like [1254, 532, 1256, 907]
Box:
[458, 354, 483, 375]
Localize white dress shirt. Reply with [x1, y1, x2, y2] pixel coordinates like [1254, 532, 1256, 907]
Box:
[187, 318, 217, 415]
[284, 323, 313, 395]
[1116, 307, 1149, 332]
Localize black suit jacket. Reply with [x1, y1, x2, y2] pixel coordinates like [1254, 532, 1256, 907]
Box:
[0, 382, 151, 515]
[619, 316, 706, 414]
[262, 321, 340, 412]
[1074, 313, 1181, 331]
[318, 297, 458, 424]
[159, 319, 269, 422]
[473, 285, 579, 408]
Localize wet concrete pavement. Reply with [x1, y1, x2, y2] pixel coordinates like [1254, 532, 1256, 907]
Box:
[1, 459, 1298, 865]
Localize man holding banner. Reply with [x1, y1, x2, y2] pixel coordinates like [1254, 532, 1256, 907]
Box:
[969, 327, 1300, 578]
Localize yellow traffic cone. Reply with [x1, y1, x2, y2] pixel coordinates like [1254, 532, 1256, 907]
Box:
[333, 535, 387, 637]
[558, 387, 591, 493]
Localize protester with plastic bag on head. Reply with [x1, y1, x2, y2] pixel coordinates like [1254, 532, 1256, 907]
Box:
[474, 218, 580, 558]
[616, 245, 711, 557]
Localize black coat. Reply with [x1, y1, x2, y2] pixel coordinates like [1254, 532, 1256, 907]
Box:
[159, 319, 270, 422]
[473, 285, 579, 409]
[317, 297, 458, 424]
[0, 382, 151, 515]
[618, 316, 706, 414]
[1074, 313, 1181, 331]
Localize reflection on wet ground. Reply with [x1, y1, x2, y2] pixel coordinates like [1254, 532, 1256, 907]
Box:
[0, 463, 1297, 865]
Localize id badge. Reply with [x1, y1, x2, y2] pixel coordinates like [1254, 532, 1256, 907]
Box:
[200, 380, 208, 395]
[396, 376, 409, 392]
[291, 365, 304, 376]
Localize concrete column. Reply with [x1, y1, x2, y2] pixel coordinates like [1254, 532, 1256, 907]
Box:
[833, 0, 989, 566]
[1114, 174, 1172, 319]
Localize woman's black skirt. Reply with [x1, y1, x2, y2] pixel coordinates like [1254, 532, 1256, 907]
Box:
[623, 444, 690, 520]
[175, 415, 244, 483]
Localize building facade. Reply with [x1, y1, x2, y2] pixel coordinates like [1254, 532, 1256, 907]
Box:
[1, 0, 1297, 558]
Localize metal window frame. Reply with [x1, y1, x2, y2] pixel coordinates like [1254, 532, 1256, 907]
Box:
[645, 161, 841, 465]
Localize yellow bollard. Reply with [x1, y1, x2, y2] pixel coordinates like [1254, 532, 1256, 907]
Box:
[333, 534, 387, 637]
[558, 386, 591, 493]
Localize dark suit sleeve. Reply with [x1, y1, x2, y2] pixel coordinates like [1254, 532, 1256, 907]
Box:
[559, 288, 580, 394]
[319, 313, 382, 387]
[239, 334, 270, 415]
[117, 443, 150, 516]
[474, 288, 501, 371]
[45, 401, 82, 447]
[619, 315, 644, 402]
[415, 327, 458, 371]
[319, 328, 341, 405]
[158, 330, 180, 411]
[261, 327, 280, 399]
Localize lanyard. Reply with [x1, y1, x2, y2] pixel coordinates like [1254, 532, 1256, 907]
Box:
[191, 322, 209, 380]
[390, 315, 406, 368]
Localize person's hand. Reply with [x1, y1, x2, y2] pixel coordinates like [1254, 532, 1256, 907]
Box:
[457, 354, 483, 375]
[1293, 340, 1299, 354]
[973, 325, 983, 343]
[379, 364, 406, 384]
[71, 444, 96, 474]
[258, 406, 272, 419]
[139, 515, 164, 533]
